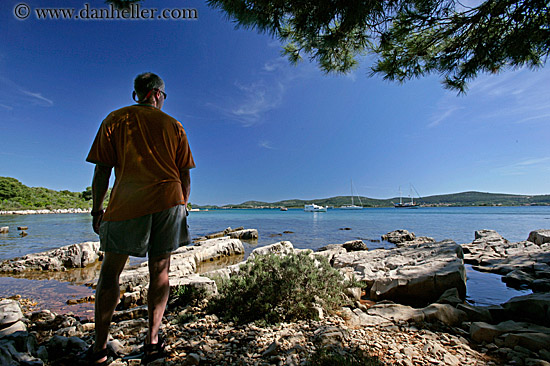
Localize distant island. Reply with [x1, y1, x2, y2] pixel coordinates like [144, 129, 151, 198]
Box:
[203, 191, 550, 209]
[1, 176, 549, 211]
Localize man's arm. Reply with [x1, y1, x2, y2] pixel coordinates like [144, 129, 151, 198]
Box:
[179, 168, 191, 205]
[91, 164, 112, 234]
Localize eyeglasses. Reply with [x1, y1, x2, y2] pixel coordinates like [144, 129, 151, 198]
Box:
[154, 89, 167, 99]
[132, 89, 167, 103]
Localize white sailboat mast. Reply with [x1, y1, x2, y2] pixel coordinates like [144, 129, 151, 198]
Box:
[350, 180, 354, 206]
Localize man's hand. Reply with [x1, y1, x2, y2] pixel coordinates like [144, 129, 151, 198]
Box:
[91, 164, 112, 235]
[92, 211, 104, 235]
[179, 168, 191, 205]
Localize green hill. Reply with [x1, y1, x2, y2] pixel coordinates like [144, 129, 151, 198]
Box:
[221, 191, 550, 209]
[0, 177, 92, 211]
[1, 176, 548, 211]
[417, 191, 550, 206]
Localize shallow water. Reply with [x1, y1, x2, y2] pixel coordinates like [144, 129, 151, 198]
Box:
[1, 206, 547, 314]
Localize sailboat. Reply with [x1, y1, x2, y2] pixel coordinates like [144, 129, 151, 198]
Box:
[393, 186, 420, 208]
[340, 180, 363, 210]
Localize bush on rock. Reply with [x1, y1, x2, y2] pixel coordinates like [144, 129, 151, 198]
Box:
[209, 252, 352, 324]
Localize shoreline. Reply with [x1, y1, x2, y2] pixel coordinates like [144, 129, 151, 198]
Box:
[0, 208, 91, 215]
[1, 205, 549, 215]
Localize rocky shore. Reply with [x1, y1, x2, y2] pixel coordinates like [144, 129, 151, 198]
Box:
[0, 208, 90, 215]
[0, 229, 549, 365]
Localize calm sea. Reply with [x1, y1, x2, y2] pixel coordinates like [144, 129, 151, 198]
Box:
[1, 206, 549, 314]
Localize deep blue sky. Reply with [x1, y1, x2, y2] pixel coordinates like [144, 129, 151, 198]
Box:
[1, 1, 549, 205]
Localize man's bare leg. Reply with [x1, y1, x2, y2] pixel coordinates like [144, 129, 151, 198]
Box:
[94, 252, 128, 359]
[147, 253, 171, 345]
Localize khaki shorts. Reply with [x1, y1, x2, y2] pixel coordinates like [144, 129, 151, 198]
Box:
[99, 204, 190, 258]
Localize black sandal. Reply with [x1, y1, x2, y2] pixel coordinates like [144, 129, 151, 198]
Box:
[78, 346, 111, 366]
[141, 335, 167, 365]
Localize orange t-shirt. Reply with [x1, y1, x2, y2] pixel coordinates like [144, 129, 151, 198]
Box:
[86, 105, 195, 221]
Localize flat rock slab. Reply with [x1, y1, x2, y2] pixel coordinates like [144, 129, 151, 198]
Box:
[366, 302, 467, 326]
[118, 237, 245, 291]
[502, 292, 550, 327]
[462, 230, 550, 291]
[331, 240, 466, 306]
[0, 241, 101, 272]
[470, 320, 550, 351]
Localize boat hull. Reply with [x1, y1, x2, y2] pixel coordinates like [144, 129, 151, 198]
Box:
[340, 205, 363, 210]
[304, 204, 328, 212]
[394, 203, 419, 209]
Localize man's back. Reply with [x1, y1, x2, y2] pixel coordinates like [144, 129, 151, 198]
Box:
[87, 104, 194, 221]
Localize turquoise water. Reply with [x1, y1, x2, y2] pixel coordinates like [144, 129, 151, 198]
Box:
[1, 206, 549, 311]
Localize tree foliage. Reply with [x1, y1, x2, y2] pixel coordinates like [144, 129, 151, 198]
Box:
[0, 177, 92, 210]
[203, 0, 549, 92]
[0, 177, 25, 200]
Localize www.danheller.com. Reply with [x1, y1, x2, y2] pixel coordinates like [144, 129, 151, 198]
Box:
[13, 3, 199, 20]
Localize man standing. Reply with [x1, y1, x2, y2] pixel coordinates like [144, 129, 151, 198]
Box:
[85, 72, 195, 365]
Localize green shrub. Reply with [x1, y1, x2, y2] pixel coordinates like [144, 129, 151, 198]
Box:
[170, 285, 207, 307]
[208, 252, 352, 325]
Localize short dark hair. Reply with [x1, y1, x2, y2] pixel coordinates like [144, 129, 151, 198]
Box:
[134, 72, 165, 101]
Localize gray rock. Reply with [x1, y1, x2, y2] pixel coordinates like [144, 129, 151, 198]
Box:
[527, 230, 550, 245]
[248, 241, 295, 260]
[367, 303, 425, 323]
[314, 326, 348, 348]
[262, 340, 279, 357]
[470, 320, 550, 344]
[402, 236, 436, 246]
[503, 269, 535, 287]
[344, 287, 362, 301]
[352, 308, 393, 327]
[340, 307, 393, 327]
[314, 245, 347, 264]
[342, 240, 368, 251]
[422, 303, 467, 326]
[504, 333, 550, 352]
[462, 230, 550, 292]
[470, 322, 506, 343]
[170, 274, 218, 298]
[203, 226, 245, 240]
[110, 319, 148, 337]
[0, 300, 23, 326]
[121, 290, 143, 310]
[437, 288, 463, 307]
[381, 230, 416, 244]
[0, 241, 101, 272]
[502, 292, 550, 327]
[2, 331, 39, 357]
[45, 335, 70, 360]
[117, 237, 245, 290]
[332, 240, 466, 306]
[112, 305, 148, 322]
[475, 229, 506, 241]
[457, 303, 493, 323]
[0, 322, 27, 338]
[0, 341, 18, 366]
[29, 310, 55, 323]
[228, 229, 258, 240]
